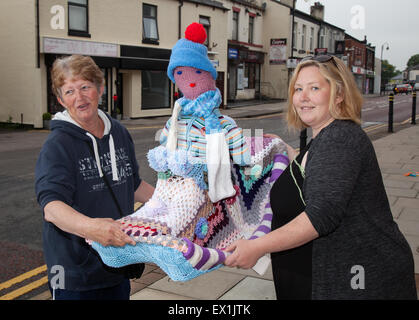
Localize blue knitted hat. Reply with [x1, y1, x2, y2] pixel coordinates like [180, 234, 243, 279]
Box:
[167, 23, 217, 83]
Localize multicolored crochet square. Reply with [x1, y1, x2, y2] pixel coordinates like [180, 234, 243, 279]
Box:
[91, 137, 289, 281]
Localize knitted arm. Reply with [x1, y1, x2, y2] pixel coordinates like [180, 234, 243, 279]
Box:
[222, 118, 251, 166]
[159, 118, 172, 146]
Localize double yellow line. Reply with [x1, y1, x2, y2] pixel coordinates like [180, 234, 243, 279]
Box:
[0, 265, 48, 300]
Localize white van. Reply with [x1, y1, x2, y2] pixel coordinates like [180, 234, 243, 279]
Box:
[414, 83, 419, 91]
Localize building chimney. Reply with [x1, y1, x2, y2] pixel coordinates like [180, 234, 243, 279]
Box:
[310, 2, 324, 21]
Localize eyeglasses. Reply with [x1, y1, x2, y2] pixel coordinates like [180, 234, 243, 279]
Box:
[300, 55, 338, 67]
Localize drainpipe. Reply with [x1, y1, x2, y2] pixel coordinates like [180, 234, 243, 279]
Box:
[178, 1, 183, 39]
[290, 0, 295, 59]
[36, 0, 40, 68]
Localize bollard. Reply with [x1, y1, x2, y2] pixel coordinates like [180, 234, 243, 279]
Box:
[412, 91, 417, 125]
[388, 92, 394, 133]
[299, 128, 307, 150]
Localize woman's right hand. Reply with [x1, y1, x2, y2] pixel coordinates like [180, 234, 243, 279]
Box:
[263, 133, 280, 140]
[87, 218, 136, 247]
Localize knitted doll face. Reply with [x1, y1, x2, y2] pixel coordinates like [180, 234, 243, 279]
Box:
[174, 66, 216, 100]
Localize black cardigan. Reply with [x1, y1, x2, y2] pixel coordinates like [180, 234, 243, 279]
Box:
[303, 120, 416, 299]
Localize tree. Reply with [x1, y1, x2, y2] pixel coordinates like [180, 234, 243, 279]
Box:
[381, 59, 399, 85]
[407, 54, 419, 68]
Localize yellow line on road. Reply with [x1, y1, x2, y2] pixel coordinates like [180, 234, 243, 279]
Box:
[401, 114, 419, 124]
[0, 265, 46, 291]
[0, 276, 48, 300]
[363, 123, 387, 133]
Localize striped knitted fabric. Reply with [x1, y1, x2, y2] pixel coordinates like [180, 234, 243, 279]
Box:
[159, 109, 250, 166]
[91, 137, 289, 281]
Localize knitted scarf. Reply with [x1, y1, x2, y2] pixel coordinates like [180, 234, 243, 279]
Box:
[178, 89, 222, 133]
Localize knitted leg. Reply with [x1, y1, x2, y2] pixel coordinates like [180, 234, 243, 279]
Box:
[182, 238, 228, 271]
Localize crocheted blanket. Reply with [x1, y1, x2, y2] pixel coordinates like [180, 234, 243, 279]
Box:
[91, 137, 289, 281]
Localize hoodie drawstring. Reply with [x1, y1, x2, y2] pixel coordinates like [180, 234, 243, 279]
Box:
[86, 132, 119, 181]
[108, 134, 119, 181]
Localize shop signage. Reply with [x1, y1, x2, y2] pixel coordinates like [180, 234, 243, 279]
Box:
[269, 38, 287, 65]
[315, 48, 328, 55]
[352, 66, 365, 74]
[287, 58, 299, 69]
[211, 60, 219, 68]
[43, 37, 118, 57]
[228, 48, 238, 59]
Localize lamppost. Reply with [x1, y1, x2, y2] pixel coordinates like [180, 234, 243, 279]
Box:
[380, 42, 389, 91]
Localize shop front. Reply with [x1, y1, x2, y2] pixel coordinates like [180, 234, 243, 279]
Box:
[227, 44, 264, 102]
[42, 37, 173, 119]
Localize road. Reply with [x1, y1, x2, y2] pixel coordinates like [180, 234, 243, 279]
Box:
[361, 93, 414, 125]
[0, 93, 416, 299]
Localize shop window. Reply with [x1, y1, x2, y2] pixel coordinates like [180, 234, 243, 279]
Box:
[199, 16, 210, 47]
[143, 4, 159, 44]
[68, 0, 90, 37]
[141, 70, 170, 110]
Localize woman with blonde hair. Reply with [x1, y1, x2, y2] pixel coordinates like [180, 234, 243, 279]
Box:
[225, 55, 417, 300]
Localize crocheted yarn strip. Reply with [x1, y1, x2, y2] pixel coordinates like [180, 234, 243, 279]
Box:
[91, 137, 289, 281]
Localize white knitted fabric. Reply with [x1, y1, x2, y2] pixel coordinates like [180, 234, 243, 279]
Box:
[131, 176, 207, 238]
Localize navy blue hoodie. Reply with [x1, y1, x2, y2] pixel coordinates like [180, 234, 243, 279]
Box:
[35, 110, 141, 291]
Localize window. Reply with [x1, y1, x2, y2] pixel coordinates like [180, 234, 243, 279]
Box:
[68, 0, 89, 37]
[329, 29, 333, 52]
[292, 22, 297, 49]
[142, 71, 170, 110]
[310, 27, 314, 51]
[199, 16, 210, 47]
[143, 4, 159, 44]
[232, 11, 239, 41]
[248, 16, 254, 44]
[319, 28, 325, 48]
[301, 25, 306, 50]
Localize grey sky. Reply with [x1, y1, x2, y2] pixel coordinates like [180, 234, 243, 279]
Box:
[295, 0, 419, 71]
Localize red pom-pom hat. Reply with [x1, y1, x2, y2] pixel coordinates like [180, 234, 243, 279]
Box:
[167, 22, 217, 83]
[184, 22, 207, 44]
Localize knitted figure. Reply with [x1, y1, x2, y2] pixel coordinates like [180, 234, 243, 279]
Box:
[91, 23, 289, 281]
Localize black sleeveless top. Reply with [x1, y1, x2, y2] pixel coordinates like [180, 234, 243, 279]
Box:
[270, 141, 312, 300]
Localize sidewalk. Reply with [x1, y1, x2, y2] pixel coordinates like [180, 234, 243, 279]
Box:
[120, 100, 287, 129]
[127, 121, 419, 300]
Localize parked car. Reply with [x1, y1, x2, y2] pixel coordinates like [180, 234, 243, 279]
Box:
[414, 83, 419, 92]
[394, 84, 411, 94]
[384, 84, 395, 92]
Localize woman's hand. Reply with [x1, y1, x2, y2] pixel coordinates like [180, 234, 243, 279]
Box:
[224, 239, 265, 269]
[86, 218, 136, 247]
[263, 133, 280, 140]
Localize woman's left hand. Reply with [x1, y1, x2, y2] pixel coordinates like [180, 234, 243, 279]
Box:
[224, 239, 264, 269]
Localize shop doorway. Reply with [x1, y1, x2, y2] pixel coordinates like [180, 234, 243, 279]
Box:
[227, 64, 237, 101]
[216, 71, 225, 108]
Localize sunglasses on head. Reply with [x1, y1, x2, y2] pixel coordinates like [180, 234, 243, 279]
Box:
[300, 55, 337, 67]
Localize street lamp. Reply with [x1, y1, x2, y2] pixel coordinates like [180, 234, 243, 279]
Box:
[380, 42, 389, 62]
[380, 42, 390, 91]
